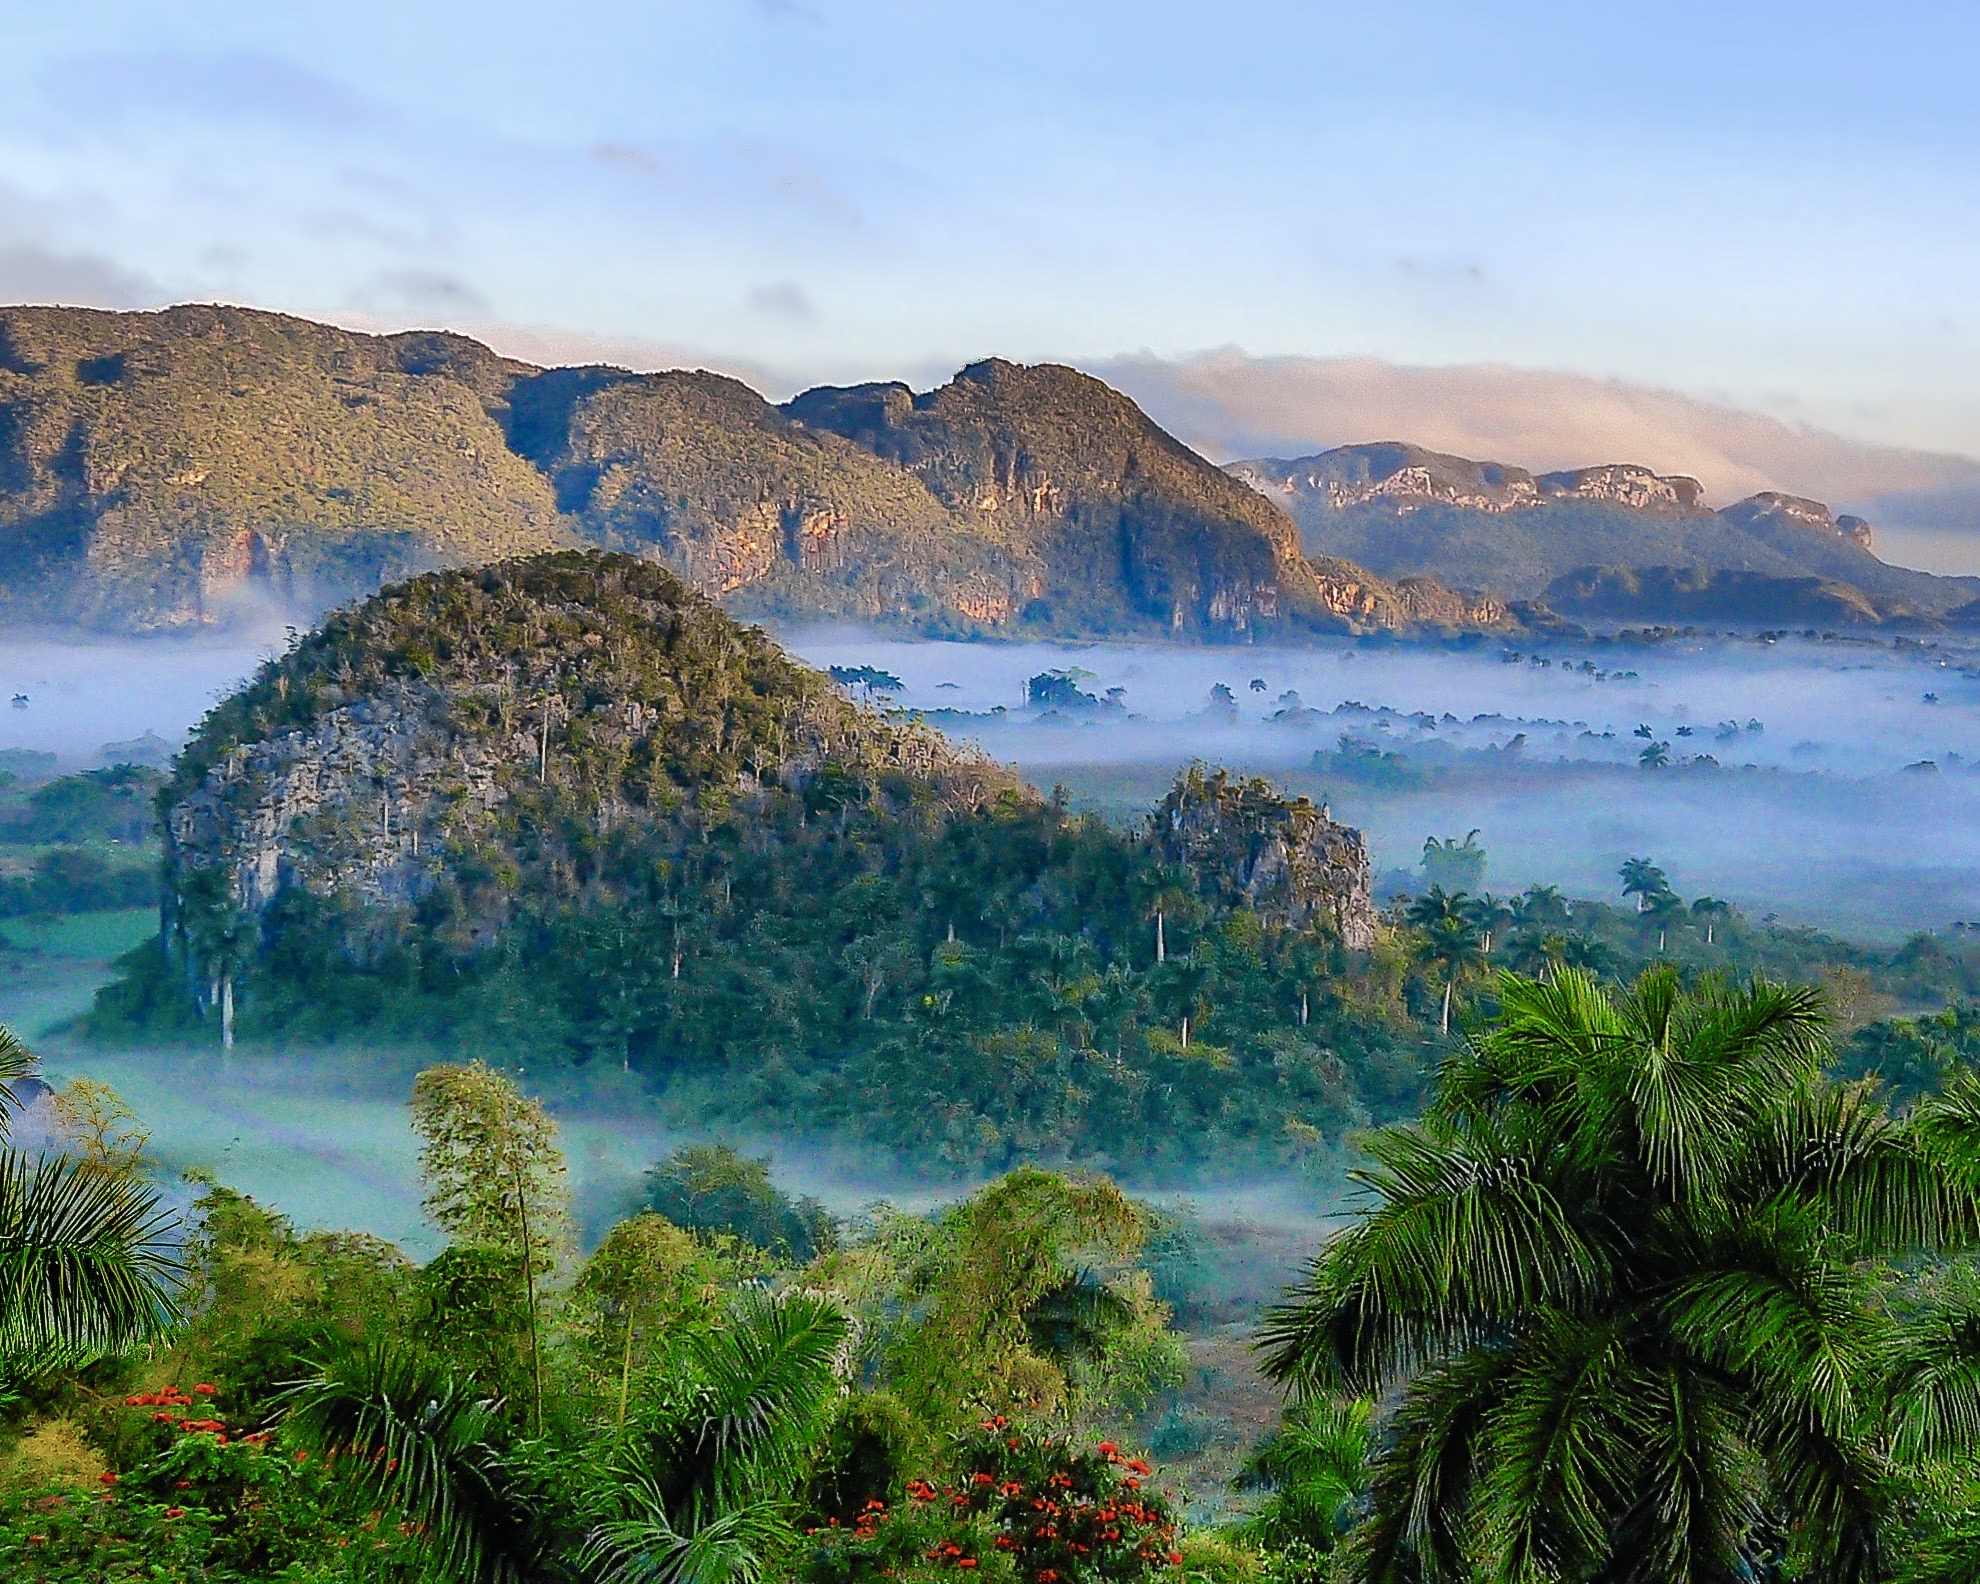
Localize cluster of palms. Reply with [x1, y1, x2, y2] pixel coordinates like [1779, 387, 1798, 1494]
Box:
[1401, 885, 1602, 1033]
[1621, 856, 1730, 950]
[1262, 966, 1980, 1582]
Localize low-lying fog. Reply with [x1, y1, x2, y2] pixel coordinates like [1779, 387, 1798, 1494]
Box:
[779, 627, 1980, 941]
[7, 619, 1975, 1259]
[9, 622, 1977, 939]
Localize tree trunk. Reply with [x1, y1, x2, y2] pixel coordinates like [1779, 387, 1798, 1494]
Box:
[1441, 977, 1454, 1035]
[221, 976, 234, 1050]
[512, 1149, 544, 1437]
[1180, 1014, 1190, 1051]
[1300, 989, 1309, 1027]
[1155, 908, 1166, 966]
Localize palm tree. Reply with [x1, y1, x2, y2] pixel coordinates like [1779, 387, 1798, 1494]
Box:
[1692, 895, 1732, 945]
[0, 1026, 179, 1370]
[1511, 885, 1569, 932]
[1418, 913, 1484, 1036]
[1642, 888, 1686, 953]
[282, 1289, 848, 1584]
[1238, 1395, 1375, 1555]
[1259, 967, 1980, 1583]
[1638, 739, 1671, 768]
[1618, 856, 1671, 912]
[1463, 894, 1514, 955]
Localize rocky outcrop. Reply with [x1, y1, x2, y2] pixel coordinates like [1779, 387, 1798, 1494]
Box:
[1149, 766, 1376, 950]
[1537, 464, 1707, 513]
[1717, 491, 1875, 551]
[1234, 444, 1708, 521]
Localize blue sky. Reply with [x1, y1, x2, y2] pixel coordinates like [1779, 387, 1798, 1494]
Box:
[3, 1, 1977, 465]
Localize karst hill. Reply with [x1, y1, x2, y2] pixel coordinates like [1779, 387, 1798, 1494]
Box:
[0, 303, 1491, 639]
[102, 553, 1390, 1170]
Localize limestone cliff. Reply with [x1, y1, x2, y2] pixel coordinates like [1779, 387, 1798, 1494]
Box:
[1148, 766, 1376, 950]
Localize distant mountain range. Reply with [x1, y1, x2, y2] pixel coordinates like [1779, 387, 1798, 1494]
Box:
[0, 305, 1499, 638]
[3, 304, 1970, 639]
[1232, 442, 1980, 627]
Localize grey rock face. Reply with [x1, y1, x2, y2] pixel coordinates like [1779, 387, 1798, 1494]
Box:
[1149, 766, 1377, 950]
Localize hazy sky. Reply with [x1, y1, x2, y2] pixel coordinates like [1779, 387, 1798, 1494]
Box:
[3, 0, 1977, 461]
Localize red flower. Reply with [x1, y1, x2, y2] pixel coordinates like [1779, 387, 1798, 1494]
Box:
[98, 1472, 118, 1486]
[194, 1384, 218, 1396]
[165, 1507, 186, 1519]
[957, 1560, 978, 1570]
[1168, 1551, 1184, 1565]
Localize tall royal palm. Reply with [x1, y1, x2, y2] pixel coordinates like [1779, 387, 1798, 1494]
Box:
[0, 1024, 180, 1367]
[1259, 968, 1980, 1584]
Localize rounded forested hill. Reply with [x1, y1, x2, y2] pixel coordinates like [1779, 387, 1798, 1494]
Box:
[156, 550, 1019, 950]
[102, 551, 1416, 1177]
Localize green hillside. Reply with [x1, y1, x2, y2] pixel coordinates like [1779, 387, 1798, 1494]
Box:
[99, 552, 1410, 1175]
[0, 305, 1484, 639]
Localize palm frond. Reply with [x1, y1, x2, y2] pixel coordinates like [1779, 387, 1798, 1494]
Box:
[0, 1149, 180, 1360]
[1346, 1346, 1517, 1584]
[1473, 1314, 1639, 1584]
[1884, 1271, 1980, 1463]
[580, 1487, 794, 1584]
[1664, 1208, 1879, 1434]
[0, 1026, 31, 1142]
[278, 1338, 535, 1584]
[685, 1289, 847, 1496]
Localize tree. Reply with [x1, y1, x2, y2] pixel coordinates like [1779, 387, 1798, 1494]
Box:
[1618, 856, 1671, 911]
[1404, 896, 1484, 1035]
[642, 1145, 834, 1264]
[1260, 967, 1980, 1584]
[281, 1290, 848, 1584]
[1421, 832, 1486, 894]
[1463, 894, 1514, 955]
[409, 1063, 573, 1432]
[1638, 739, 1671, 768]
[887, 1167, 1144, 1425]
[1641, 888, 1686, 953]
[1512, 884, 1569, 932]
[1691, 894, 1732, 945]
[563, 1212, 743, 1425]
[1238, 1395, 1376, 1555]
[0, 1025, 179, 1370]
[48, 1078, 150, 1176]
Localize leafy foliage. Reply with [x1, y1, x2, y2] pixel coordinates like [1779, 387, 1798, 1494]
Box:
[1259, 966, 1980, 1583]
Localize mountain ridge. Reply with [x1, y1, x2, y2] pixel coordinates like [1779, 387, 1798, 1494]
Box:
[1233, 440, 1977, 625]
[0, 304, 1498, 640]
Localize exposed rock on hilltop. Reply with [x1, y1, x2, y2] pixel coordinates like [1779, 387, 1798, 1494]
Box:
[0, 304, 1493, 639]
[789, 361, 1501, 634]
[1234, 441, 1979, 625]
[1150, 766, 1375, 951]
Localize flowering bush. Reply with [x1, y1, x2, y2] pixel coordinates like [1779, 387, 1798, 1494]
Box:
[805, 1418, 1180, 1584]
[0, 1384, 419, 1582]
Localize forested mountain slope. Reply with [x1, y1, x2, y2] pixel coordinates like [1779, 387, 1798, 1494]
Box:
[0, 304, 1489, 639]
